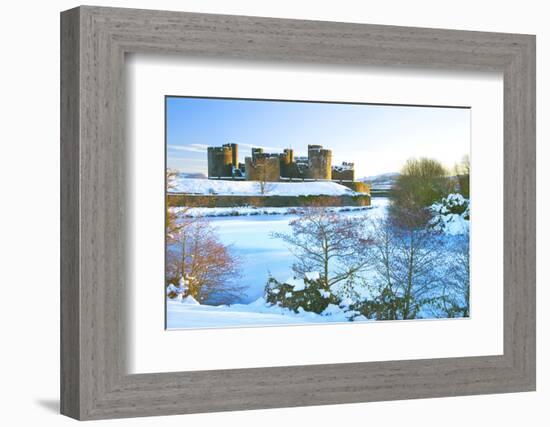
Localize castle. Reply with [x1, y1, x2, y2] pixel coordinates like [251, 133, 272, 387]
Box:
[207, 143, 362, 190]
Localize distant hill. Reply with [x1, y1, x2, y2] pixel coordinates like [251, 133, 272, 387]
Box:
[177, 172, 207, 179]
[359, 172, 399, 191]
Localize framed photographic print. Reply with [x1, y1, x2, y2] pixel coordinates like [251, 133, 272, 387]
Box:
[164, 96, 472, 329]
[61, 6, 536, 420]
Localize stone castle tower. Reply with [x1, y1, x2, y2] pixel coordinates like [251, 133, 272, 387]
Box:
[207, 143, 238, 178]
[306, 145, 332, 180]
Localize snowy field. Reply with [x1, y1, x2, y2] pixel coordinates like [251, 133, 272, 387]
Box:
[202, 197, 388, 302]
[174, 205, 373, 218]
[166, 195, 469, 329]
[167, 296, 366, 329]
[170, 177, 359, 196]
[167, 198, 390, 329]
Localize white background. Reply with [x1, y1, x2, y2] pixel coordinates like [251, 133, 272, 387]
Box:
[0, 0, 547, 426]
[128, 57, 503, 373]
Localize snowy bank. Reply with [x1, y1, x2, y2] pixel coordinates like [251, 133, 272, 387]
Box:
[171, 205, 373, 218]
[166, 297, 369, 329]
[170, 177, 358, 196]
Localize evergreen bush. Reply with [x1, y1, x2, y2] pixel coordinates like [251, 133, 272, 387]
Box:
[264, 275, 340, 314]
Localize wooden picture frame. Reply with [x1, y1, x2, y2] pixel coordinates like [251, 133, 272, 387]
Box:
[60, 5, 536, 420]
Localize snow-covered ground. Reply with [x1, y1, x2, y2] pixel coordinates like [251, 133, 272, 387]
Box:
[167, 198, 389, 328]
[166, 297, 367, 329]
[182, 197, 390, 303]
[170, 177, 359, 196]
[166, 196, 470, 329]
[174, 205, 373, 217]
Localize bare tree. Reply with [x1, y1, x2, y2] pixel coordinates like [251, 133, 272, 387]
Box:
[364, 218, 446, 320]
[166, 168, 190, 245]
[272, 207, 373, 291]
[167, 216, 243, 304]
[454, 155, 470, 198]
[254, 158, 275, 195]
[394, 225, 444, 319]
[165, 169, 243, 304]
[185, 218, 242, 303]
[436, 232, 470, 317]
[361, 218, 403, 320]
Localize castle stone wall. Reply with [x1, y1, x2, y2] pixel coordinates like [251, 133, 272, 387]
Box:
[332, 168, 355, 182]
[336, 181, 369, 193]
[245, 156, 281, 182]
[168, 193, 371, 208]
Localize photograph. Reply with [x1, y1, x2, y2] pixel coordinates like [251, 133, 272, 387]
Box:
[165, 96, 471, 329]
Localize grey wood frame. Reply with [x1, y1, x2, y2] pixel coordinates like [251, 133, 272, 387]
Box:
[60, 5, 536, 421]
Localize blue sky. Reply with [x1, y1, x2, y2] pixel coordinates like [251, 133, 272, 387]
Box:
[166, 96, 470, 177]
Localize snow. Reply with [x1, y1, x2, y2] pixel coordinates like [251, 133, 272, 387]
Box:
[332, 162, 354, 172]
[166, 297, 371, 329]
[164, 194, 470, 329]
[282, 273, 320, 291]
[170, 177, 358, 196]
[166, 284, 181, 295]
[180, 295, 200, 305]
[167, 196, 474, 328]
[285, 277, 306, 291]
[305, 272, 320, 281]
[173, 205, 372, 218]
[444, 193, 467, 207]
[318, 289, 331, 298]
[437, 214, 469, 235]
[430, 193, 470, 236]
[321, 304, 342, 316]
[169, 197, 390, 304]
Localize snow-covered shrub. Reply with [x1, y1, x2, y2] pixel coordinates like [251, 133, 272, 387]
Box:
[429, 193, 470, 235]
[264, 274, 339, 314]
[352, 287, 412, 320]
[431, 193, 469, 217]
[166, 276, 189, 299]
[166, 284, 179, 299]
